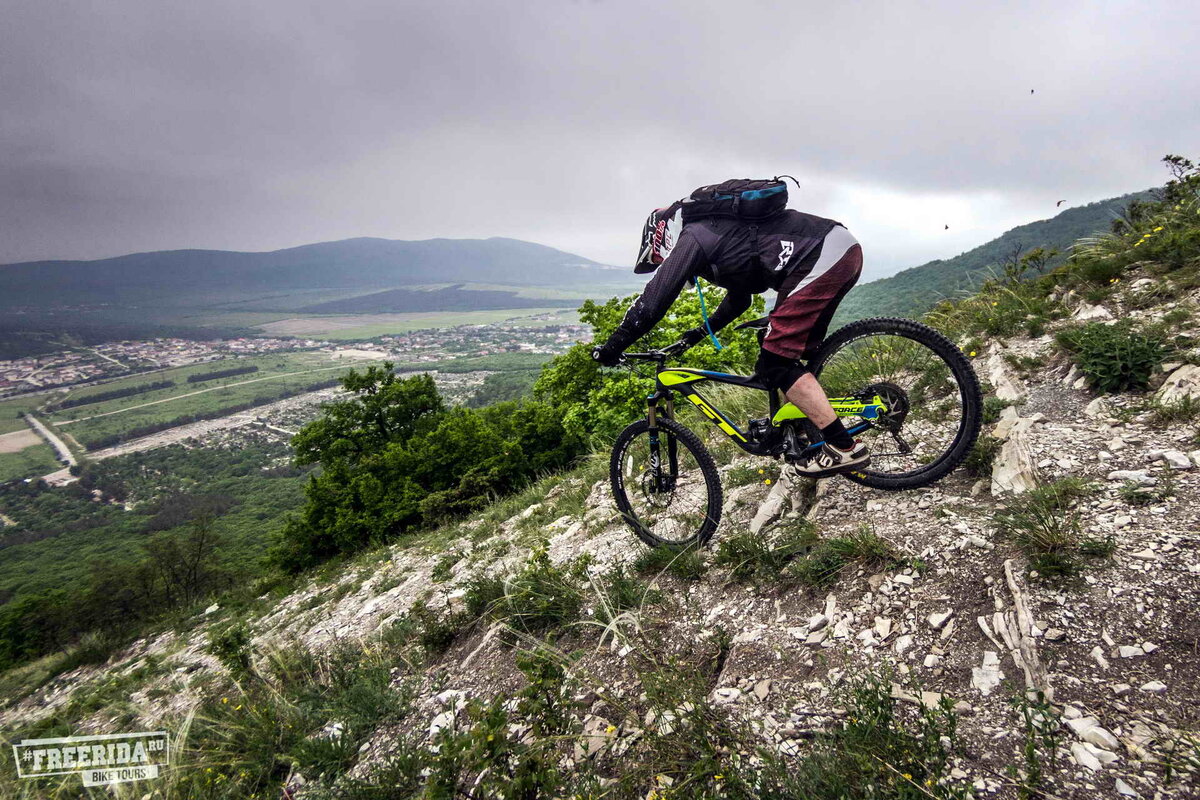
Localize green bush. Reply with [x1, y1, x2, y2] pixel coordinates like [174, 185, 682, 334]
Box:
[713, 522, 819, 582]
[1056, 321, 1165, 394]
[994, 478, 1094, 577]
[206, 621, 253, 679]
[963, 435, 1002, 478]
[272, 366, 587, 572]
[633, 544, 708, 581]
[534, 286, 765, 442]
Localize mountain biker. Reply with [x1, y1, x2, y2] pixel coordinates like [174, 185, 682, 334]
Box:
[591, 190, 870, 477]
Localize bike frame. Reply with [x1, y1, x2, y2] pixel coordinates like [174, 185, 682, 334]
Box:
[629, 353, 888, 459]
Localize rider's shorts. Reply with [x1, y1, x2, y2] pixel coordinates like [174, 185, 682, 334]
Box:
[762, 226, 862, 362]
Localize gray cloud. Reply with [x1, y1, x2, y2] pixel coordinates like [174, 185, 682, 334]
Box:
[1, 0, 1197, 274]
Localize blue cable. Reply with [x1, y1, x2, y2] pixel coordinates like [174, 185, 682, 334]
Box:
[695, 280, 723, 351]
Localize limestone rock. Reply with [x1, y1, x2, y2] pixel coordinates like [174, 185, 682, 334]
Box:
[971, 651, 1004, 695]
[1073, 303, 1114, 322]
[1157, 363, 1200, 404]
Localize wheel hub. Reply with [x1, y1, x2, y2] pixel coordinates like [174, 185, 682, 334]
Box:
[859, 381, 910, 431]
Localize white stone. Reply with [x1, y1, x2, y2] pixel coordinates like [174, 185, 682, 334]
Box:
[1111, 683, 1132, 697]
[1131, 549, 1160, 561]
[429, 710, 456, 738]
[1158, 450, 1193, 470]
[1043, 628, 1066, 641]
[1070, 741, 1103, 771]
[1073, 303, 1114, 322]
[971, 651, 1004, 695]
[203, 603, 220, 615]
[1083, 397, 1111, 418]
[1090, 646, 1110, 670]
[1115, 778, 1139, 797]
[1118, 645, 1145, 658]
[1081, 725, 1121, 752]
[894, 634, 914, 656]
[1107, 470, 1155, 484]
[713, 687, 742, 704]
[928, 610, 953, 631]
[1157, 363, 1200, 404]
[807, 613, 829, 632]
[992, 416, 1040, 495]
[1139, 680, 1167, 694]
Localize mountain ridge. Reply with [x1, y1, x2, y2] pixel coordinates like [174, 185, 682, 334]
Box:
[837, 189, 1155, 321]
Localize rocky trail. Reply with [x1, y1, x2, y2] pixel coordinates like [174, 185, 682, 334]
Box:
[3, 281, 1199, 798]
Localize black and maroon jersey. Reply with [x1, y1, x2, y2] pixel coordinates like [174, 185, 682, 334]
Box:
[605, 210, 842, 353]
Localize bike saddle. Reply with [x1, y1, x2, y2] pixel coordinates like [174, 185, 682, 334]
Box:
[734, 316, 770, 331]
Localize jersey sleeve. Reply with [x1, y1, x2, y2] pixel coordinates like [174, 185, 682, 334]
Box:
[702, 289, 753, 334]
[603, 230, 707, 353]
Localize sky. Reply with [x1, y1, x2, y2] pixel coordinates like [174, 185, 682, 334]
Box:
[1, 0, 1198, 282]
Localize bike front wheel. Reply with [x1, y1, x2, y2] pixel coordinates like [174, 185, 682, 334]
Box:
[610, 417, 722, 550]
[809, 317, 983, 491]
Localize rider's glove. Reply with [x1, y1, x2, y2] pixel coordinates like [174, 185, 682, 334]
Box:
[591, 343, 623, 367]
[662, 327, 707, 358]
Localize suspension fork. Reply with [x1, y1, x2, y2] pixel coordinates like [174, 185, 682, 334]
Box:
[646, 390, 678, 491]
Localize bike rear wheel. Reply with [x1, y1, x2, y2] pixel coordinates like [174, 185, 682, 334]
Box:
[610, 417, 722, 549]
[809, 317, 982, 490]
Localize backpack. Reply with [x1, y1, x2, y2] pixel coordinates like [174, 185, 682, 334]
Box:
[679, 177, 793, 222]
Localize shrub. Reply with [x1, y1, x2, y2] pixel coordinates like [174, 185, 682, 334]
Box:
[1056, 321, 1165, 394]
[495, 550, 585, 633]
[963, 435, 1002, 478]
[791, 525, 900, 588]
[633, 544, 708, 581]
[206, 621, 253, 679]
[714, 522, 819, 581]
[994, 478, 1094, 577]
[592, 564, 659, 623]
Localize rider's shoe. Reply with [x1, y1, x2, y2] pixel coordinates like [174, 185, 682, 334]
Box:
[788, 440, 871, 478]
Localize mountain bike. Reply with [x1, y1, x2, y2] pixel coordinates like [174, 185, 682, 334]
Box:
[609, 316, 983, 549]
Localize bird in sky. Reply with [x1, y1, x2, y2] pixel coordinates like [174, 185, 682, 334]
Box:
[1056, 200, 1065, 207]
[944, 224, 950, 230]
[1030, 89, 1035, 94]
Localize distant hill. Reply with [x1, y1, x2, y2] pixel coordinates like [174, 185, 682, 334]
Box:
[0, 236, 624, 311]
[836, 190, 1153, 322]
[300, 284, 586, 314]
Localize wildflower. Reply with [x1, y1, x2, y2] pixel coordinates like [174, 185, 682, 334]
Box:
[764, 479, 772, 485]
[903, 773, 914, 781]
[1153, 226, 1164, 232]
[234, 704, 242, 710]
[758, 468, 764, 474]
[606, 724, 617, 734]
[715, 775, 725, 780]
[991, 302, 998, 307]
[1134, 241, 1143, 248]
[221, 697, 228, 704]
[969, 351, 977, 357]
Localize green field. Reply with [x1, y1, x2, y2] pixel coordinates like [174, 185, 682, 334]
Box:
[0, 396, 46, 435]
[0, 443, 60, 482]
[45, 352, 380, 449]
[258, 308, 578, 339]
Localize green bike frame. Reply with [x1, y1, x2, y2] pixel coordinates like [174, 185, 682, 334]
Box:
[633, 354, 889, 459]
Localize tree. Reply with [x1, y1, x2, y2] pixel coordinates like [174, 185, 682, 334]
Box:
[534, 286, 765, 440]
[292, 364, 444, 468]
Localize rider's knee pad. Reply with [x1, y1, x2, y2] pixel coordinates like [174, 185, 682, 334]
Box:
[755, 348, 809, 393]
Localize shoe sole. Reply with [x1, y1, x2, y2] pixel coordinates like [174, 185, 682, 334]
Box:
[791, 456, 872, 479]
